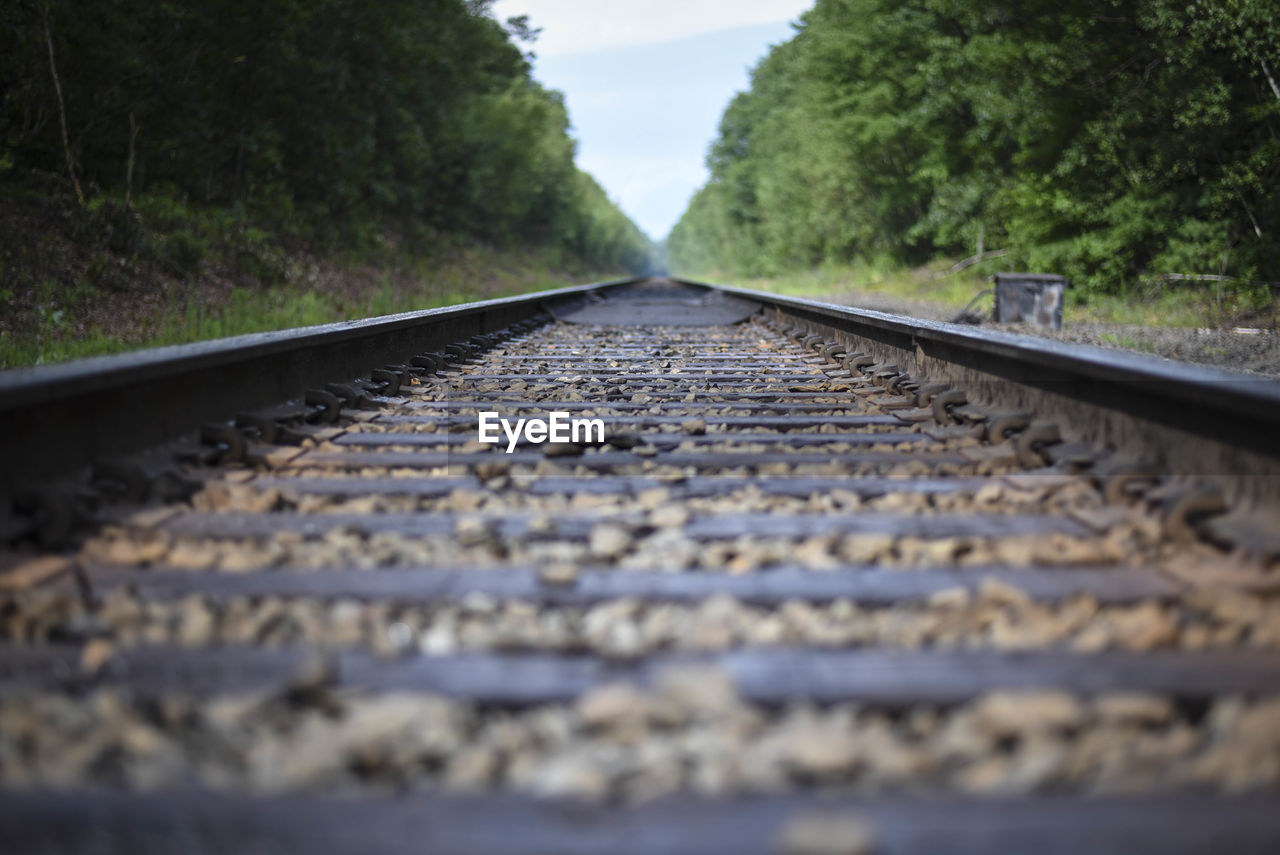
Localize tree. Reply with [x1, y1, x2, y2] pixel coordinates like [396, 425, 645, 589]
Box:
[669, 0, 1280, 294]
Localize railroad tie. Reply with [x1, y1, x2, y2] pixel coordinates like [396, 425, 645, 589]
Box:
[2, 278, 1279, 852]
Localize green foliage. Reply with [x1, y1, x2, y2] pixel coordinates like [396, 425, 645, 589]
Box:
[81, 199, 144, 255]
[0, 239, 597, 368]
[669, 0, 1280, 296]
[159, 231, 206, 277]
[1, 0, 651, 273]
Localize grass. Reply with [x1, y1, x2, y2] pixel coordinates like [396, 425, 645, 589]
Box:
[687, 259, 998, 312]
[0, 175, 642, 369]
[684, 258, 1274, 329]
[0, 271, 592, 369]
[720, 261, 981, 306]
[1065, 288, 1219, 328]
[0, 183, 625, 369]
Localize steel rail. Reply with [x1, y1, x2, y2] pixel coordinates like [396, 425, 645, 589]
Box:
[682, 278, 1280, 452]
[0, 276, 643, 492]
[678, 277, 1280, 506]
[4, 274, 1279, 497]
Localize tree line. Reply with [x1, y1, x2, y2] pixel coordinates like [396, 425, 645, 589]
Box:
[668, 0, 1280, 295]
[1, 0, 652, 273]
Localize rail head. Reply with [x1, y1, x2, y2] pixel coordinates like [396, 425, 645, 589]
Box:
[0, 278, 640, 410]
[5, 272, 1279, 497]
[0, 276, 642, 491]
[683, 278, 1280, 463]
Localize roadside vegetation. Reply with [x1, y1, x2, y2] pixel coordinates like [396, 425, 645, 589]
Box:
[0, 0, 653, 367]
[668, 1, 1279, 326]
[693, 259, 1267, 330]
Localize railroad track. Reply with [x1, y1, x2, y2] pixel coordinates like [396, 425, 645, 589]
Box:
[1, 277, 1279, 853]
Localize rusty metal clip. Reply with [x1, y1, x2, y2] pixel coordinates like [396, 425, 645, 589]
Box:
[932, 389, 967, 424]
[235, 413, 279, 445]
[326, 382, 378, 410]
[987, 412, 1031, 444]
[872, 365, 901, 386]
[384, 362, 418, 379]
[370, 369, 400, 396]
[201, 423, 246, 464]
[412, 353, 443, 374]
[1162, 484, 1227, 541]
[444, 343, 473, 361]
[305, 388, 343, 424]
[886, 373, 914, 395]
[843, 354, 875, 373]
[1015, 422, 1061, 468]
[1094, 460, 1160, 505]
[914, 383, 950, 407]
[324, 383, 358, 406]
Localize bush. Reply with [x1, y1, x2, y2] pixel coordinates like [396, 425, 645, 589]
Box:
[160, 230, 205, 277]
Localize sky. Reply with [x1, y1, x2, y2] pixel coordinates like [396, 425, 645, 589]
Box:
[490, 0, 812, 241]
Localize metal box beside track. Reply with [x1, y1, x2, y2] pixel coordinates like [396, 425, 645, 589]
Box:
[993, 273, 1069, 329]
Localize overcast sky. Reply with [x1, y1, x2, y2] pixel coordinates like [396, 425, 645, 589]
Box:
[490, 1, 810, 240]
